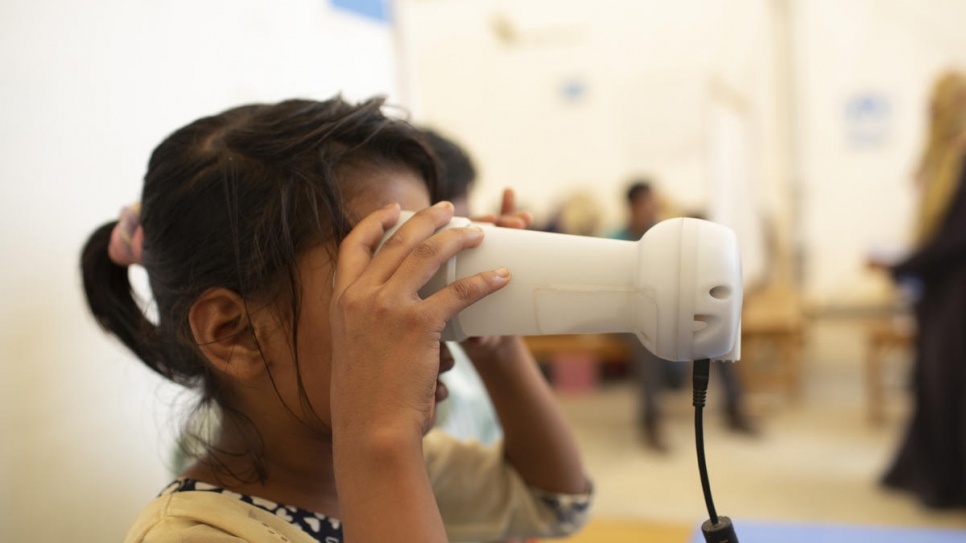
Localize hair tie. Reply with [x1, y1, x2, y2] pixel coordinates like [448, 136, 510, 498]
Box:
[108, 203, 144, 267]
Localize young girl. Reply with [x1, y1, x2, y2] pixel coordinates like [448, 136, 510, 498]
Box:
[82, 97, 591, 542]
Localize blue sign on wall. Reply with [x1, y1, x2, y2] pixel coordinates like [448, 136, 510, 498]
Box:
[845, 93, 891, 148]
[331, 0, 391, 23]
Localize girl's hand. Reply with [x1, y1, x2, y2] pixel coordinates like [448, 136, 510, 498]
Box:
[471, 188, 533, 230]
[328, 201, 510, 439]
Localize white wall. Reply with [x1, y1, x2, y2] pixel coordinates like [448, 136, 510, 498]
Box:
[398, 0, 780, 288]
[0, 2, 396, 541]
[399, 0, 966, 307]
[793, 0, 966, 307]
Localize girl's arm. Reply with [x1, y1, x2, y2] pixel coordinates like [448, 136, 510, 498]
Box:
[461, 335, 589, 494]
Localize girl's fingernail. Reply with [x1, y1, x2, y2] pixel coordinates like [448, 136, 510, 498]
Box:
[467, 226, 484, 236]
[494, 267, 509, 278]
[434, 200, 453, 209]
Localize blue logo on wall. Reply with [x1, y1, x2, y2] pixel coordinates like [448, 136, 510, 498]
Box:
[331, 0, 391, 23]
[845, 93, 891, 148]
[560, 78, 587, 103]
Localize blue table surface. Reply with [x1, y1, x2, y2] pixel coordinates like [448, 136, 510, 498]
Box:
[688, 520, 966, 542]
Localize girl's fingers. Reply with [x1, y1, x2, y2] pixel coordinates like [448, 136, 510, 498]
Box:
[493, 188, 532, 229]
[335, 203, 401, 294]
[472, 188, 531, 229]
[500, 188, 516, 216]
[422, 268, 511, 324]
[493, 211, 533, 230]
[471, 213, 498, 224]
[366, 201, 456, 284]
[388, 225, 486, 294]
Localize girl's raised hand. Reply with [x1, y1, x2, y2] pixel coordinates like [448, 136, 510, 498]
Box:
[328, 201, 510, 439]
[471, 188, 533, 230]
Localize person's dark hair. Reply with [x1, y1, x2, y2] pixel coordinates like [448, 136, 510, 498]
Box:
[626, 180, 653, 204]
[420, 128, 477, 202]
[80, 96, 437, 482]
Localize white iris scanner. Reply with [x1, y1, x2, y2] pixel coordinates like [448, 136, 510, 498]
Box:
[381, 212, 742, 363]
[383, 211, 745, 541]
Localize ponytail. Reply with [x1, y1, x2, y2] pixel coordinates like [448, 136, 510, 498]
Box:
[81, 222, 164, 377]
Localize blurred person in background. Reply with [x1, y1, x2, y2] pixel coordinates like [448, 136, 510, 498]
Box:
[542, 189, 603, 237]
[609, 180, 755, 452]
[881, 70, 966, 509]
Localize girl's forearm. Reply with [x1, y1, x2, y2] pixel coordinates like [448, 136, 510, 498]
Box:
[333, 427, 448, 543]
[472, 337, 588, 494]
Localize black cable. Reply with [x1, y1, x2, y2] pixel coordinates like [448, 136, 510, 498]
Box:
[693, 358, 739, 543]
[692, 359, 718, 522]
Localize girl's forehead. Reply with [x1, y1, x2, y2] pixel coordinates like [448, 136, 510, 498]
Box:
[348, 169, 431, 217]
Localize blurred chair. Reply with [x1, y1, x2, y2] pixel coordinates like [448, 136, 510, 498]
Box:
[865, 319, 914, 424]
[738, 282, 807, 401]
[864, 290, 915, 425]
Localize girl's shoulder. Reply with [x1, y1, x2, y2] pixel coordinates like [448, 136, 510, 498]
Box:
[124, 488, 319, 543]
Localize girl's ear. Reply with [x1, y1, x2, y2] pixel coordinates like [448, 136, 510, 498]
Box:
[189, 288, 267, 382]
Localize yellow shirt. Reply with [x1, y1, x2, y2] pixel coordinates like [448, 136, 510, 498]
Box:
[125, 430, 592, 543]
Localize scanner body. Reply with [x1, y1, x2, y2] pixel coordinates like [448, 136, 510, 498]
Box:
[379, 213, 742, 363]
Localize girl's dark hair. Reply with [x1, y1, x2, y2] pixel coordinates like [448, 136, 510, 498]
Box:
[420, 128, 477, 202]
[80, 97, 437, 481]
